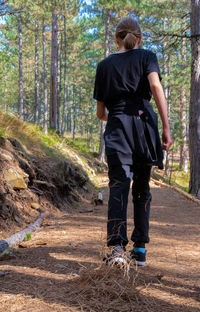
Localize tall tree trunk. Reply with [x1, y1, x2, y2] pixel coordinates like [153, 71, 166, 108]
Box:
[180, 88, 188, 173]
[88, 125, 93, 151]
[50, 12, 58, 129]
[57, 32, 62, 133]
[38, 73, 42, 124]
[88, 101, 93, 150]
[163, 19, 170, 176]
[18, 8, 24, 120]
[4, 73, 7, 113]
[61, 15, 68, 136]
[34, 23, 39, 124]
[42, 17, 48, 135]
[179, 37, 188, 173]
[67, 87, 71, 133]
[98, 8, 111, 162]
[163, 68, 170, 176]
[73, 85, 77, 142]
[189, 0, 200, 198]
[80, 111, 84, 136]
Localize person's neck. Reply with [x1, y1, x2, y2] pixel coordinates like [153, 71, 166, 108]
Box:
[118, 45, 138, 53]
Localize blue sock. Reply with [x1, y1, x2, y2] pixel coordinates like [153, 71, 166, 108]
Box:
[134, 247, 146, 253]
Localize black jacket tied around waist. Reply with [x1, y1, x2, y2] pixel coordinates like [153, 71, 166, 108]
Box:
[104, 97, 163, 169]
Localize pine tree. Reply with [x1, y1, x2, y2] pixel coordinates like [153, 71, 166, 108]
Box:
[18, 7, 24, 120]
[189, 0, 200, 198]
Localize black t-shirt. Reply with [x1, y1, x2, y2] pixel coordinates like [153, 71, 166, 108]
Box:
[93, 48, 162, 108]
[93, 48, 163, 168]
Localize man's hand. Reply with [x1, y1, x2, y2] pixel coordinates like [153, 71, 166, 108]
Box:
[96, 101, 108, 121]
[162, 128, 173, 151]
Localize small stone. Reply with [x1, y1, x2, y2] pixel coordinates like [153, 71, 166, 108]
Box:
[0, 271, 7, 277]
[82, 185, 88, 191]
[31, 203, 40, 209]
[69, 242, 78, 247]
[98, 191, 103, 201]
[0, 241, 9, 253]
[40, 259, 46, 263]
[14, 215, 21, 223]
[4, 168, 27, 189]
[54, 263, 68, 269]
[1, 153, 13, 161]
[79, 209, 94, 213]
[0, 247, 16, 261]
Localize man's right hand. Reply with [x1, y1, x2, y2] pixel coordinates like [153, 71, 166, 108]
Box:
[162, 129, 173, 151]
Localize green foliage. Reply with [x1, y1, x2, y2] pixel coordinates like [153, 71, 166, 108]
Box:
[0, 128, 6, 136]
[66, 135, 99, 157]
[169, 164, 189, 192]
[25, 233, 31, 240]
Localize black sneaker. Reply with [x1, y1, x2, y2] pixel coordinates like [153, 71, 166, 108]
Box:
[104, 245, 127, 267]
[129, 247, 146, 266]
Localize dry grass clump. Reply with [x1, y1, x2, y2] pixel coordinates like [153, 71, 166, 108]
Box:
[65, 264, 154, 312]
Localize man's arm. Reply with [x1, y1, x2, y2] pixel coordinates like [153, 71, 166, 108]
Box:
[96, 101, 108, 121]
[148, 72, 173, 151]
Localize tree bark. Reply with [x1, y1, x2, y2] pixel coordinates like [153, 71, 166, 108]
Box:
[88, 125, 93, 151]
[18, 8, 24, 120]
[67, 87, 71, 133]
[189, 0, 200, 198]
[34, 23, 39, 124]
[4, 73, 7, 113]
[73, 85, 77, 142]
[57, 32, 62, 133]
[163, 20, 171, 176]
[50, 12, 58, 129]
[98, 8, 111, 162]
[179, 87, 188, 173]
[80, 111, 84, 136]
[42, 17, 48, 135]
[0, 211, 49, 253]
[61, 15, 68, 136]
[179, 37, 188, 173]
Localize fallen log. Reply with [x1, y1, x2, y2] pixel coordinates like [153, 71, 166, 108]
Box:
[0, 210, 49, 253]
[151, 178, 200, 206]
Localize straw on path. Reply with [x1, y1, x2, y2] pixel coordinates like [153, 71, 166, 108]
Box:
[0, 173, 200, 312]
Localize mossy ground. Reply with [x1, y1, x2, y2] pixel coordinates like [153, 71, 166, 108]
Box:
[0, 112, 105, 187]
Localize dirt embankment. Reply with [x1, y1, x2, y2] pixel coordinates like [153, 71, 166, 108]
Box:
[0, 136, 97, 237]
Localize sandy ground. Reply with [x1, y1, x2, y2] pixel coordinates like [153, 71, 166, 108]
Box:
[0, 173, 200, 312]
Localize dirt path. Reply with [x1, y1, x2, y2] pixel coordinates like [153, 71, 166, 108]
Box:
[0, 174, 200, 312]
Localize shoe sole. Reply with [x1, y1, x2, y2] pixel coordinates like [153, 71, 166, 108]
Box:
[129, 256, 146, 266]
[135, 260, 146, 266]
[109, 256, 127, 265]
[105, 256, 128, 269]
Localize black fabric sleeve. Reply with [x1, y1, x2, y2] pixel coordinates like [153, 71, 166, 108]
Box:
[93, 62, 104, 101]
[145, 51, 162, 81]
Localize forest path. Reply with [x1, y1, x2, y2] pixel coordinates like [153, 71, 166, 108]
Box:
[0, 173, 200, 312]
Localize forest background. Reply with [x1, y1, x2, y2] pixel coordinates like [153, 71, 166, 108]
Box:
[0, 0, 199, 197]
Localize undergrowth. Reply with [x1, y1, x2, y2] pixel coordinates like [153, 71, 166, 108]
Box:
[0, 111, 104, 186]
[154, 163, 189, 192]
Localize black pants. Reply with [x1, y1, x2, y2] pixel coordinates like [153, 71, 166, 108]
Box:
[107, 163, 152, 247]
